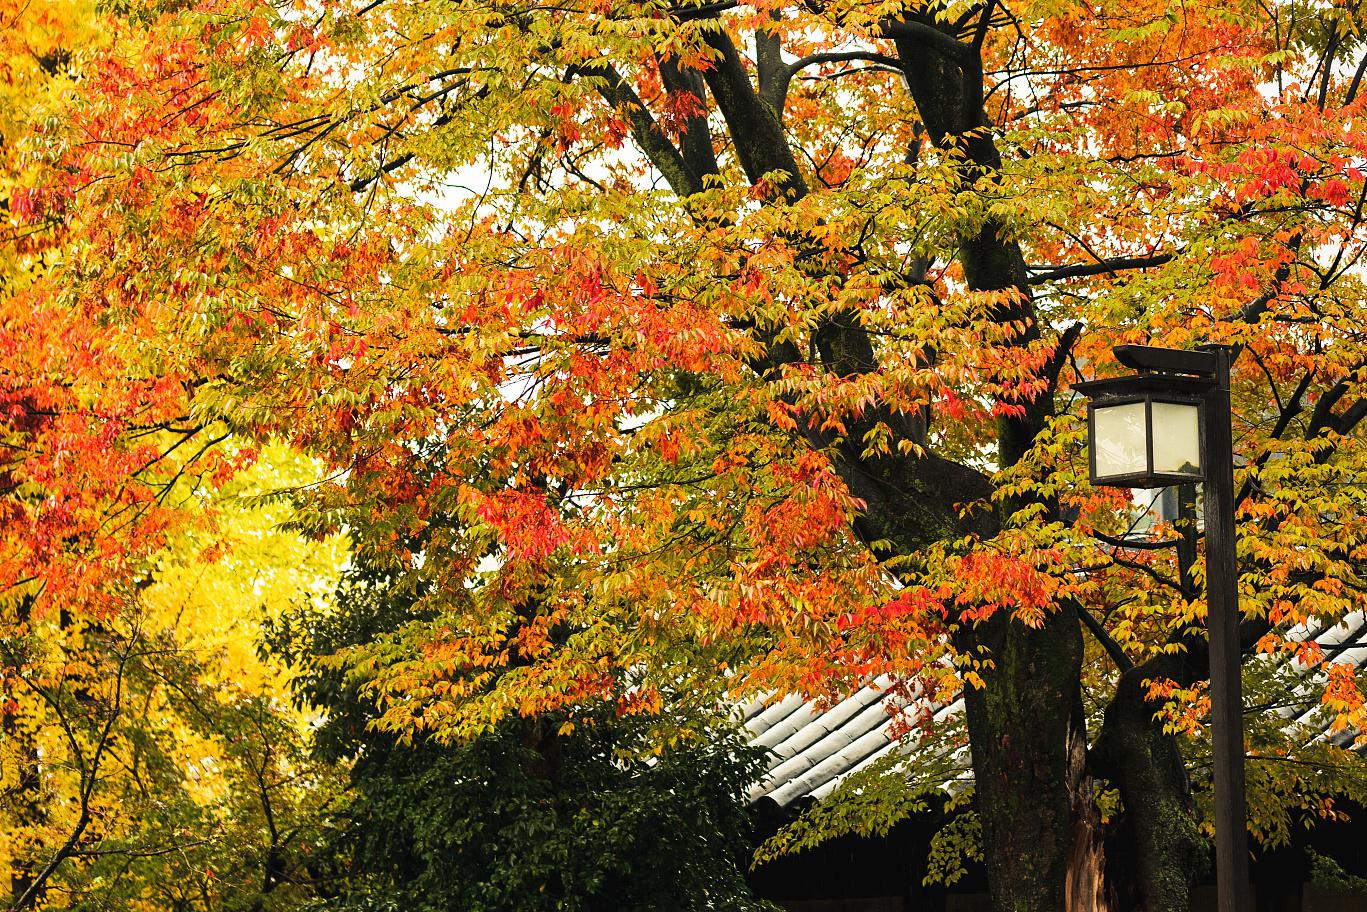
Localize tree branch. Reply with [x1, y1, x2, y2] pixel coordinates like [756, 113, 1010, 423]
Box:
[755, 16, 786, 114]
[697, 26, 806, 198]
[1079, 603, 1135, 672]
[1028, 253, 1172, 284]
[578, 60, 705, 197]
[1238, 232, 1301, 323]
[658, 54, 720, 182]
[1346, 49, 1367, 106]
[879, 18, 974, 64]
[1041, 322, 1082, 389]
[670, 0, 737, 21]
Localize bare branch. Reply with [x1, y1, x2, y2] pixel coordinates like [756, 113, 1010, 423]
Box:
[1078, 603, 1135, 672]
[1028, 253, 1172, 284]
[879, 18, 974, 64]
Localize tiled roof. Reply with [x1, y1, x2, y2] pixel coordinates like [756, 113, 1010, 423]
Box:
[745, 609, 1367, 807]
[741, 677, 964, 807]
[1274, 609, 1367, 746]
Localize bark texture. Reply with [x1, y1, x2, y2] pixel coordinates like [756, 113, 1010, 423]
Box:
[957, 607, 1091, 912]
[1092, 655, 1209, 911]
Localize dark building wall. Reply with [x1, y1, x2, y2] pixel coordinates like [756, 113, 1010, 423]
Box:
[748, 796, 979, 912]
[749, 799, 1367, 912]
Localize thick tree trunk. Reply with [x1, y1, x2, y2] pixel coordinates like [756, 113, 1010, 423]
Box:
[1089, 495, 1208, 911]
[1091, 661, 1208, 912]
[892, 20, 1110, 911]
[959, 605, 1093, 912]
[1067, 719, 1108, 912]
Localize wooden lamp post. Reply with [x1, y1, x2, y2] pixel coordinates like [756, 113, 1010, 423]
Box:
[1076, 343, 1249, 912]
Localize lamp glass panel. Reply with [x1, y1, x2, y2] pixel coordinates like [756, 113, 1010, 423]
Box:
[1150, 400, 1202, 475]
[1093, 402, 1149, 479]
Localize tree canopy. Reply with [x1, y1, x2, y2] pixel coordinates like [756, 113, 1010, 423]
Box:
[5, 0, 1367, 909]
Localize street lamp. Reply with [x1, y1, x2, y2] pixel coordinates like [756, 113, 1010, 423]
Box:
[1077, 343, 1248, 912]
[1085, 375, 1205, 488]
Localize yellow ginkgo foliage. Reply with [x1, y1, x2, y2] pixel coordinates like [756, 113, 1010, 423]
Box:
[2, 442, 349, 912]
[144, 444, 348, 697]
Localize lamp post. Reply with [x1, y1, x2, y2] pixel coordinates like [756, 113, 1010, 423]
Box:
[1076, 343, 1248, 912]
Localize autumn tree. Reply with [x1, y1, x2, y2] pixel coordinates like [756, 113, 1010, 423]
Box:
[266, 532, 776, 912]
[2, 3, 313, 904]
[10, 0, 1367, 910]
[1, 446, 348, 911]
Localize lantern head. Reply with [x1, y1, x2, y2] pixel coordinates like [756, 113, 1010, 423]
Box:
[1076, 372, 1208, 489]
